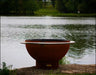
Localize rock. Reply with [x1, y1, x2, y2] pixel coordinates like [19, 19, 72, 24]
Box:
[61, 70, 73, 74]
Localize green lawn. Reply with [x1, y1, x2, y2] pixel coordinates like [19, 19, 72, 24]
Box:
[35, 7, 96, 17]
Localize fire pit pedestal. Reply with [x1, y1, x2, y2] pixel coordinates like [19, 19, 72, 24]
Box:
[36, 61, 58, 69]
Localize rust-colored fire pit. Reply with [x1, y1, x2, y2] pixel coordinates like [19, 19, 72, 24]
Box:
[22, 39, 75, 69]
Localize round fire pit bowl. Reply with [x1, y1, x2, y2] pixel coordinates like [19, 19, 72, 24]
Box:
[22, 39, 75, 69]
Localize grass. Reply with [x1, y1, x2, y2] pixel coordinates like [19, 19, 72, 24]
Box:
[34, 6, 59, 16]
[34, 6, 96, 17]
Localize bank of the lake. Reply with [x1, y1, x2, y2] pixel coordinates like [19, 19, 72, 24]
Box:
[34, 13, 96, 17]
[0, 63, 95, 75]
[1, 8, 96, 17]
[15, 64, 96, 75]
[1, 13, 96, 17]
[34, 8, 96, 17]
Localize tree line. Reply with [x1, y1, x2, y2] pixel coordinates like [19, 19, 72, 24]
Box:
[0, 0, 96, 15]
[55, 0, 96, 13]
[0, 0, 41, 15]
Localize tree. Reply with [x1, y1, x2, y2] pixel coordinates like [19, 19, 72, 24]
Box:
[43, 0, 47, 7]
[56, 0, 96, 13]
[51, 0, 56, 7]
[56, 0, 67, 13]
[22, 0, 39, 15]
[87, 0, 96, 13]
[0, 0, 11, 15]
[36, 0, 43, 8]
[0, 0, 39, 15]
[65, 0, 74, 13]
[77, 0, 96, 13]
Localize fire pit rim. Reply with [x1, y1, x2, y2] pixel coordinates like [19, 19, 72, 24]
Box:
[21, 39, 75, 44]
[25, 39, 67, 41]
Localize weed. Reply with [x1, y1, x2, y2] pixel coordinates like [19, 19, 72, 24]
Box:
[0, 62, 16, 75]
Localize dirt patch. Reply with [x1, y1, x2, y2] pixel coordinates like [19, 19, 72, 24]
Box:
[15, 64, 96, 75]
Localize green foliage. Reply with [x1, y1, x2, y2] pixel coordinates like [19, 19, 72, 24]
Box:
[0, 0, 39, 15]
[56, 0, 67, 13]
[59, 57, 70, 65]
[55, 0, 96, 13]
[22, 0, 39, 15]
[0, 0, 96, 16]
[65, 0, 74, 13]
[37, 0, 43, 8]
[35, 7, 96, 17]
[0, 62, 16, 75]
[0, 62, 10, 75]
[51, 0, 56, 7]
[35, 6, 59, 16]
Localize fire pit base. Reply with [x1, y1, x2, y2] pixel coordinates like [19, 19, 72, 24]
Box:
[36, 61, 59, 69]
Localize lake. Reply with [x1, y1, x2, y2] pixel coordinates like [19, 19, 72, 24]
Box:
[1, 16, 96, 69]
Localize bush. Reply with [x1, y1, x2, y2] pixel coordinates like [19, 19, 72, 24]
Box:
[0, 62, 10, 75]
[59, 57, 70, 65]
[0, 62, 16, 75]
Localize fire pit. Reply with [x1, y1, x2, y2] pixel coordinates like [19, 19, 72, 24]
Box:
[22, 39, 75, 69]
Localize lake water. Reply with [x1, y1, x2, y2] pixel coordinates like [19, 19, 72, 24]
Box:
[1, 16, 96, 69]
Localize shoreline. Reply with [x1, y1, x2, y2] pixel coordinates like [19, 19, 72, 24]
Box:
[0, 13, 96, 17]
[15, 64, 96, 75]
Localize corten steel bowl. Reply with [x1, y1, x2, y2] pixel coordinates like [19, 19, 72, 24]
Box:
[22, 39, 75, 69]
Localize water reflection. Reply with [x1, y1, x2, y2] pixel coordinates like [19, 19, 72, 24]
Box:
[51, 25, 95, 58]
[51, 24, 95, 64]
[1, 17, 95, 68]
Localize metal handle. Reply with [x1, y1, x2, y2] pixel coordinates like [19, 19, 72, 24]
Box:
[21, 41, 75, 45]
